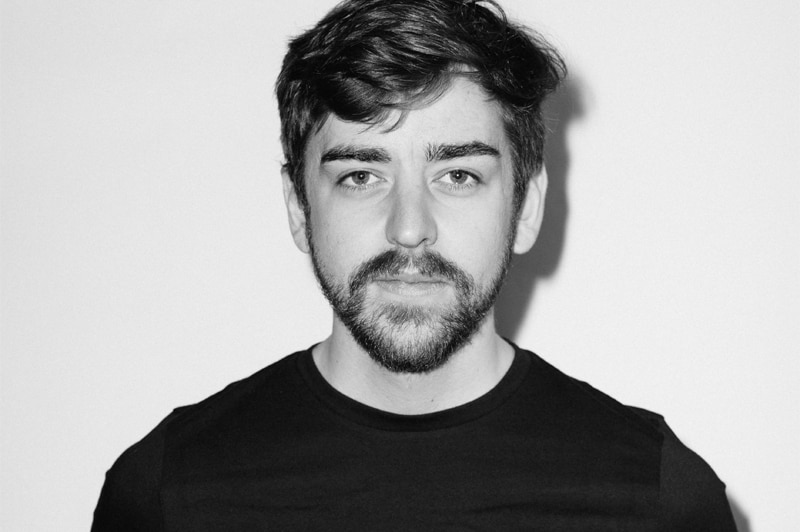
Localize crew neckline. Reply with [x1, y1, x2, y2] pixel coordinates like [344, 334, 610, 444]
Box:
[296, 341, 531, 432]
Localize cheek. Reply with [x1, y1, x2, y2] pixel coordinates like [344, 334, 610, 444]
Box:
[308, 206, 378, 272]
[440, 201, 512, 277]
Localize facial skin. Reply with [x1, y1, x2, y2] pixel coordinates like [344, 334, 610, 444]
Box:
[283, 77, 546, 377]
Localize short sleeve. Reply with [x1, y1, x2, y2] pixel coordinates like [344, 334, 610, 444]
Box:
[91, 411, 175, 532]
[657, 417, 738, 531]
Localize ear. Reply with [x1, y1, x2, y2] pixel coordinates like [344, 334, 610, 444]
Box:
[512, 165, 548, 254]
[281, 168, 310, 254]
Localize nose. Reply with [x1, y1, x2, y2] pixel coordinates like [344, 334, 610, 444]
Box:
[385, 184, 438, 249]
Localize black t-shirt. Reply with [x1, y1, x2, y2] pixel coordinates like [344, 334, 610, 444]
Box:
[92, 345, 737, 531]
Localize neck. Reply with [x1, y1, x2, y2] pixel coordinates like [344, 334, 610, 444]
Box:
[312, 311, 514, 415]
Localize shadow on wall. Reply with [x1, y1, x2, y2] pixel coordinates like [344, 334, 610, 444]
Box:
[496, 77, 583, 341]
[494, 77, 751, 532]
[729, 496, 750, 532]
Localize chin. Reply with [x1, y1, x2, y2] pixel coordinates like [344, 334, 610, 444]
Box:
[347, 305, 483, 374]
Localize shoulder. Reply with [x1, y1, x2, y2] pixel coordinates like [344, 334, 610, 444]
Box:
[631, 409, 737, 531]
[116, 348, 306, 458]
[516, 347, 737, 530]
[517, 347, 664, 444]
[92, 349, 308, 531]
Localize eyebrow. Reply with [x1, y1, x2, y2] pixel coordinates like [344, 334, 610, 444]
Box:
[319, 141, 500, 165]
[426, 141, 500, 162]
[320, 146, 391, 164]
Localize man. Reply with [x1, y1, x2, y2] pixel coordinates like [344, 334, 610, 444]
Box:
[93, 0, 737, 530]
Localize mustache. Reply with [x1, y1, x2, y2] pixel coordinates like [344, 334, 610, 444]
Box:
[348, 249, 472, 294]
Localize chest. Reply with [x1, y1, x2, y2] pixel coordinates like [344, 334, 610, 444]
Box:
[160, 424, 661, 531]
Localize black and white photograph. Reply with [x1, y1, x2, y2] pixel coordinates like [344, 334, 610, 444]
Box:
[2, 1, 798, 530]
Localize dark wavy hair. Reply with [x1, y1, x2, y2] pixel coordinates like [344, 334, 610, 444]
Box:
[276, 0, 566, 217]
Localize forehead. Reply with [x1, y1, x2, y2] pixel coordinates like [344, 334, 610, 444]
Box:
[306, 78, 509, 161]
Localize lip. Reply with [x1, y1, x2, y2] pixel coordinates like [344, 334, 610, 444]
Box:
[374, 273, 447, 284]
[372, 275, 450, 297]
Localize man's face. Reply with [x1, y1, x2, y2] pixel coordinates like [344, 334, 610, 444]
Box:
[285, 78, 542, 373]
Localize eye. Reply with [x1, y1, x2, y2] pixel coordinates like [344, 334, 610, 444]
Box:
[337, 170, 381, 189]
[437, 169, 480, 189]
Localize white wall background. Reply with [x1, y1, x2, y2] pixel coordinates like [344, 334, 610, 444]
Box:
[2, 1, 797, 530]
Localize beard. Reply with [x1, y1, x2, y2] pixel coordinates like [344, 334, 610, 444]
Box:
[309, 239, 514, 374]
